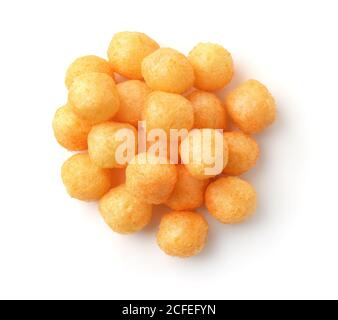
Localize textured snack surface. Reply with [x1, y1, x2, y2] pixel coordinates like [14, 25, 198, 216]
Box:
[180, 129, 229, 180]
[65, 55, 115, 89]
[188, 43, 234, 91]
[61, 153, 113, 201]
[142, 48, 195, 94]
[223, 131, 259, 176]
[99, 185, 152, 234]
[165, 165, 209, 211]
[188, 91, 227, 129]
[52, 105, 92, 151]
[125, 152, 178, 204]
[108, 32, 159, 79]
[226, 79, 276, 134]
[205, 176, 257, 224]
[115, 80, 151, 126]
[142, 91, 194, 134]
[88, 121, 137, 169]
[157, 211, 209, 258]
[68, 73, 120, 124]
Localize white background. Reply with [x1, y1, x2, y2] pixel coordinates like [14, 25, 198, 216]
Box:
[0, 0, 337, 300]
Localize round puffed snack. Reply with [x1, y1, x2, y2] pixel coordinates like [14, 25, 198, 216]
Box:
[180, 129, 229, 180]
[188, 43, 234, 91]
[165, 165, 209, 211]
[223, 131, 259, 176]
[107, 32, 159, 79]
[68, 73, 120, 124]
[88, 121, 137, 169]
[157, 211, 208, 258]
[54, 31, 277, 259]
[188, 91, 227, 129]
[142, 91, 194, 134]
[225, 79, 276, 134]
[205, 177, 257, 224]
[65, 55, 115, 89]
[99, 185, 152, 234]
[142, 48, 195, 94]
[125, 152, 178, 205]
[114, 80, 151, 127]
[61, 153, 113, 201]
[52, 105, 92, 151]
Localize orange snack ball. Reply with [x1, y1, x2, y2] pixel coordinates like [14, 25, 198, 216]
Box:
[125, 152, 177, 205]
[142, 48, 195, 94]
[88, 121, 137, 169]
[188, 91, 227, 129]
[65, 55, 115, 89]
[165, 165, 209, 211]
[205, 177, 257, 224]
[225, 80, 276, 134]
[115, 80, 151, 126]
[142, 91, 194, 134]
[180, 129, 229, 180]
[68, 73, 120, 124]
[223, 132, 259, 176]
[188, 43, 234, 91]
[61, 153, 113, 201]
[99, 185, 152, 234]
[157, 211, 208, 258]
[107, 32, 159, 79]
[52, 105, 92, 151]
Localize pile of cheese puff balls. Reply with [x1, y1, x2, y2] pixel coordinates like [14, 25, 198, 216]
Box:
[53, 31, 276, 258]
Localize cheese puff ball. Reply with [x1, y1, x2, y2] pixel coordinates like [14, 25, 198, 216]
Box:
[188, 43, 234, 91]
[142, 48, 195, 94]
[188, 91, 227, 129]
[114, 80, 151, 126]
[223, 132, 259, 176]
[68, 73, 120, 124]
[65, 55, 115, 89]
[107, 32, 159, 79]
[52, 105, 92, 151]
[125, 152, 178, 205]
[225, 80, 276, 134]
[88, 121, 137, 169]
[180, 129, 229, 180]
[61, 153, 113, 201]
[165, 165, 209, 211]
[142, 91, 194, 134]
[99, 185, 152, 234]
[205, 177, 257, 224]
[157, 211, 208, 258]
